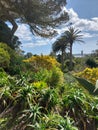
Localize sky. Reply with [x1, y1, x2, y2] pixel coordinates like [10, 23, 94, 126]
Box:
[15, 0, 98, 55]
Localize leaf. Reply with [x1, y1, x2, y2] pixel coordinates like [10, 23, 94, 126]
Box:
[75, 77, 98, 96]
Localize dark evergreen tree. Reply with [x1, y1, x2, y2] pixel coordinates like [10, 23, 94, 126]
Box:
[25, 52, 33, 58]
[0, 0, 69, 37]
[52, 36, 68, 69]
[86, 58, 97, 68]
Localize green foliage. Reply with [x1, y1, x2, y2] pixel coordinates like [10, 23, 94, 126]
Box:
[52, 36, 67, 69]
[0, 70, 10, 87]
[30, 68, 52, 82]
[40, 89, 59, 111]
[40, 113, 78, 130]
[0, 0, 68, 37]
[0, 48, 10, 68]
[48, 67, 64, 87]
[1, 65, 98, 129]
[25, 52, 33, 58]
[61, 84, 98, 129]
[29, 67, 64, 88]
[74, 57, 86, 72]
[74, 67, 98, 95]
[32, 81, 48, 91]
[8, 54, 26, 75]
[0, 42, 13, 56]
[0, 42, 26, 74]
[23, 55, 64, 87]
[19, 104, 42, 125]
[75, 77, 98, 96]
[65, 59, 76, 70]
[86, 58, 97, 68]
[0, 43, 13, 69]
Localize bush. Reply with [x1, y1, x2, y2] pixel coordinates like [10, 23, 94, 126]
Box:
[0, 70, 10, 87]
[74, 67, 98, 85]
[0, 48, 10, 68]
[32, 81, 48, 91]
[29, 67, 64, 88]
[29, 68, 52, 82]
[23, 55, 60, 71]
[48, 67, 64, 87]
[23, 55, 64, 88]
[85, 58, 97, 68]
[65, 59, 76, 70]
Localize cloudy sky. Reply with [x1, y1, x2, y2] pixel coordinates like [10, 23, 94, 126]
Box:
[15, 0, 98, 55]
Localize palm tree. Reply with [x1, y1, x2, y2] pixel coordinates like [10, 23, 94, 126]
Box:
[65, 27, 84, 70]
[52, 35, 68, 69]
[52, 27, 83, 71]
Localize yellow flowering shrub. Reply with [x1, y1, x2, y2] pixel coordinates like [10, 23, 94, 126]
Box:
[29, 67, 64, 87]
[23, 55, 60, 70]
[75, 67, 98, 84]
[24, 55, 64, 87]
[32, 81, 48, 90]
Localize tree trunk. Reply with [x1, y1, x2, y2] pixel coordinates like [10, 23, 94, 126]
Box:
[61, 49, 65, 70]
[8, 16, 18, 37]
[69, 43, 73, 71]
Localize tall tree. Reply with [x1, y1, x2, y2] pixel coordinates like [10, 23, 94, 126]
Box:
[65, 27, 84, 70]
[0, 0, 69, 38]
[52, 36, 68, 69]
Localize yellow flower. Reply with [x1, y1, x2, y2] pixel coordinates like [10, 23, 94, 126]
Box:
[74, 67, 98, 85]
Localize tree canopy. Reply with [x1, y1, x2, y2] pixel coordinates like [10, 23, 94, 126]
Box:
[0, 0, 69, 37]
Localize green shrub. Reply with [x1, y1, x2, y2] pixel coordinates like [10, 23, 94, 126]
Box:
[30, 68, 52, 82]
[85, 58, 97, 68]
[0, 70, 10, 87]
[40, 113, 78, 130]
[0, 48, 10, 68]
[48, 67, 64, 87]
[40, 89, 59, 111]
[65, 59, 76, 70]
[29, 67, 64, 88]
[32, 81, 48, 91]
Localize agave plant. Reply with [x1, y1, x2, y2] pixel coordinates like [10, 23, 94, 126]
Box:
[40, 88, 59, 112]
[75, 76, 98, 96]
[61, 83, 98, 130]
[0, 69, 10, 87]
[13, 104, 42, 130]
[39, 113, 78, 130]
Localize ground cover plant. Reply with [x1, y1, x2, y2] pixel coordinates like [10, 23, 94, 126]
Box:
[0, 64, 79, 130]
[1, 58, 98, 130]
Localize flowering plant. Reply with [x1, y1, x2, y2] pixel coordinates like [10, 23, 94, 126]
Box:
[75, 67, 98, 85]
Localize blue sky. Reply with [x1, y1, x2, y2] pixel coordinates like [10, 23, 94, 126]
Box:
[15, 0, 98, 55]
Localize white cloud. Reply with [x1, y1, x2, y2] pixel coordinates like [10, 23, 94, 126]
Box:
[81, 32, 98, 38]
[15, 24, 48, 48]
[15, 23, 59, 49]
[15, 7, 98, 50]
[15, 24, 33, 41]
[91, 17, 98, 22]
[67, 8, 98, 33]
